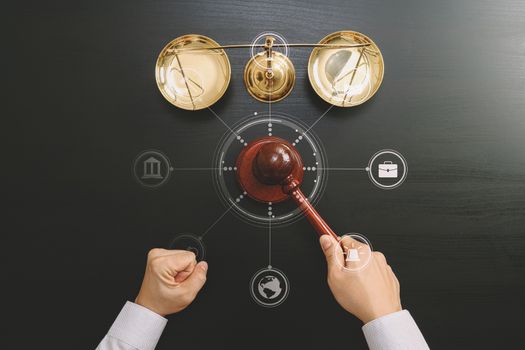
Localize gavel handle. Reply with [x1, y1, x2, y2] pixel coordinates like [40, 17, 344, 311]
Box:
[288, 186, 339, 240]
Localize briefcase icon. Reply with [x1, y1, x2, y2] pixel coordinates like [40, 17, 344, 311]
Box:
[378, 161, 398, 178]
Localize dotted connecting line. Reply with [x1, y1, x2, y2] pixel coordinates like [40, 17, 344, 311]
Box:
[292, 129, 303, 146]
[221, 160, 238, 172]
[292, 135, 304, 146]
[235, 191, 247, 203]
[292, 190, 309, 203]
[236, 135, 248, 147]
[268, 207, 272, 267]
[267, 202, 274, 218]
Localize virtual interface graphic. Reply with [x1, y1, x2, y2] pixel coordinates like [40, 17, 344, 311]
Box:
[134, 31, 407, 308]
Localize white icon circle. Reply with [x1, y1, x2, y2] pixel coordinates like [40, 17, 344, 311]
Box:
[169, 233, 206, 261]
[367, 149, 408, 190]
[133, 150, 173, 188]
[249, 267, 290, 308]
[250, 31, 289, 70]
[334, 233, 373, 272]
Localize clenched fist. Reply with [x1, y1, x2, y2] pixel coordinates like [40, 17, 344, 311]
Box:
[135, 248, 208, 316]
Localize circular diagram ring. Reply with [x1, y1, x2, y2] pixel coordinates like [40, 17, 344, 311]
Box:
[334, 233, 373, 272]
[249, 267, 290, 308]
[212, 112, 328, 227]
[169, 233, 206, 261]
[367, 149, 408, 190]
[250, 31, 290, 70]
[133, 150, 173, 188]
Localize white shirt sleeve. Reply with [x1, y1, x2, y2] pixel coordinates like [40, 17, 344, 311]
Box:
[96, 301, 167, 350]
[362, 310, 429, 350]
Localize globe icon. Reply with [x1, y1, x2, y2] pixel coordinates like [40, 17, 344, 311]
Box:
[257, 275, 282, 299]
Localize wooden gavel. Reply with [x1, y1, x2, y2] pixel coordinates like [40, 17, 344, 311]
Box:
[236, 136, 338, 239]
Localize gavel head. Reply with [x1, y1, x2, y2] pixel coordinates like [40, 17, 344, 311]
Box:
[235, 136, 304, 203]
[252, 142, 294, 185]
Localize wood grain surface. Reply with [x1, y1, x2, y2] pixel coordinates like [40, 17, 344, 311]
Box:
[4, 0, 525, 348]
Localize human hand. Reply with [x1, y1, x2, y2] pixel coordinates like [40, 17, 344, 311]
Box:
[135, 248, 208, 317]
[319, 235, 401, 324]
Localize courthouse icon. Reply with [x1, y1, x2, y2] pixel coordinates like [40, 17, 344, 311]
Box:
[142, 157, 163, 179]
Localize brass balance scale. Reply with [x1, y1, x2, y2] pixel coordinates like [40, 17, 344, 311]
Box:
[154, 30, 385, 242]
[153, 31, 391, 308]
[155, 30, 384, 110]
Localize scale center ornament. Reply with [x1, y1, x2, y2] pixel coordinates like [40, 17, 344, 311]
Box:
[155, 31, 383, 108]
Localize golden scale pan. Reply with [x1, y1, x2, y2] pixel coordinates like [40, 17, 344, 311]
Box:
[155, 31, 384, 110]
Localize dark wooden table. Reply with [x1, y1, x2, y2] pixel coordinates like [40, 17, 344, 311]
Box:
[5, 0, 525, 348]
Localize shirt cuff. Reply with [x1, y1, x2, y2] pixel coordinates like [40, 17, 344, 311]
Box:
[107, 301, 167, 350]
[362, 310, 429, 350]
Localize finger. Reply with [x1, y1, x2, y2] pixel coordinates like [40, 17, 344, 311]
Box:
[340, 235, 367, 250]
[319, 235, 344, 271]
[181, 261, 208, 294]
[373, 251, 387, 265]
[162, 251, 197, 276]
[393, 271, 402, 308]
[174, 270, 192, 283]
[385, 264, 400, 292]
[390, 266, 400, 291]
[148, 248, 192, 260]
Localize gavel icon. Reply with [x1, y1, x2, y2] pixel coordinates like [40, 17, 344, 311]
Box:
[236, 136, 338, 240]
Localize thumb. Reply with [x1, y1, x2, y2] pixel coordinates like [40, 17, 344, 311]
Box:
[319, 235, 344, 271]
[181, 261, 208, 294]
